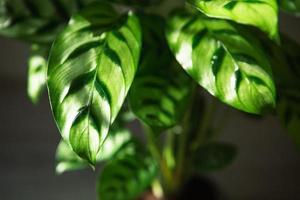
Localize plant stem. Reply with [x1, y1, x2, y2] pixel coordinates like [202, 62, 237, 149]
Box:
[144, 125, 174, 194]
[192, 98, 217, 151]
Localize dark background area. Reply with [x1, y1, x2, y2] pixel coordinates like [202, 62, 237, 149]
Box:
[0, 4, 300, 200]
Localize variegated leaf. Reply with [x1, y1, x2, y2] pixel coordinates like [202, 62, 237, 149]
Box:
[47, 3, 142, 164]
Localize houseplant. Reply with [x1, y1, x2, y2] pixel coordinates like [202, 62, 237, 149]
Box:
[0, 0, 300, 199]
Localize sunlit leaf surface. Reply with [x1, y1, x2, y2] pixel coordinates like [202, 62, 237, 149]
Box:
[55, 129, 132, 174]
[188, 0, 279, 40]
[27, 44, 48, 104]
[47, 2, 142, 164]
[166, 11, 276, 114]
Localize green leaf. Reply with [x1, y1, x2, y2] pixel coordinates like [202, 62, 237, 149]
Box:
[193, 143, 237, 171]
[166, 11, 276, 114]
[129, 14, 193, 128]
[112, 0, 161, 6]
[0, 0, 95, 43]
[55, 128, 132, 174]
[97, 144, 157, 200]
[273, 36, 300, 146]
[47, 3, 142, 165]
[27, 44, 48, 104]
[187, 0, 279, 40]
[280, 0, 300, 15]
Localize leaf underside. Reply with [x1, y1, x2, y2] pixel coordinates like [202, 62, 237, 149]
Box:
[47, 3, 142, 164]
[166, 11, 276, 114]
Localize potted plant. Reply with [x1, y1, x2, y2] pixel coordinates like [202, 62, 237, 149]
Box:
[0, 0, 299, 199]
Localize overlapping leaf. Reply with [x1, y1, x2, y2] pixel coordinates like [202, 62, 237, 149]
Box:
[27, 44, 48, 104]
[129, 14, 193, 129]
[97, 142, 157, 200]
[166, 11, 276, 114]
[280, 0, 300, 15]
[193, 142, 237, 171]
[47, 3, 142, 164]
[0, 0, 95, 43]
[56, 128, 132, 174]
[187, 0, 279, 40]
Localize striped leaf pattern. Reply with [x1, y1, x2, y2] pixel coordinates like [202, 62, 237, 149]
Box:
[0, 0, 95, 43]
[27, 44, 48, 104]
[166, 11, 276, 114]
[187, 0, 279, 40]
[129, 14, 192, 128]
[47, 3, 142, 164]
[56, 129, 132, 174]
[280, 0, 300, 15]
[97, 145, 157, 200]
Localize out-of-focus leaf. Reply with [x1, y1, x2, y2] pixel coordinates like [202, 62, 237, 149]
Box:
[193, 143, 237, 171]
[97, 142, 157, 200]
[27, 44, 48, 104]
[47, 2, 142, 165]
[273, 36, 300, 145]
[113, 0, 161, 6]
[187, 0, 279, 40]
[166, 11, 276, 114]
[129, 14, 193, 129]
[55, 128, 132, 174]
[0, 0, 95, 43]
[280, 0, 300, 16]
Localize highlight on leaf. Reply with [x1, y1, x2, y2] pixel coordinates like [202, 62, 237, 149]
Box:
[27, 44, 48, 104]
[47, 2, 142, 165]
[187, 0, 279, 40]
[129, 14, 193, 129]
[55, 128, 132, 174]
[166, 11, 276, 114]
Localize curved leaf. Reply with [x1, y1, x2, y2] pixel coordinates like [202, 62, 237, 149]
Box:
[27, 44, 48, 104]
[47, 3, 142, 165]
[0, 0, 95, 43]
[55, 128, 132, 174]
[280, 0, 300, 15]
[129, 14, 193, 128]
[187, 0, 279, 40]
[97, 145, 157, 200]
[194, 143, 237, 171]
[166, 11, 276, 114]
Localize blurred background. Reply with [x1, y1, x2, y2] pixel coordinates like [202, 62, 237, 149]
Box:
[0, 2, 300, 200]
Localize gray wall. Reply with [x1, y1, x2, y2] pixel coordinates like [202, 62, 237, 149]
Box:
[0, 3, 300, 200]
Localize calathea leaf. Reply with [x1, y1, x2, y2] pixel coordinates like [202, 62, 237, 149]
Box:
[55, 128, 132, 174]
[129, 14, 193, 128]
[193, 142, 237, 171]
[187, 0, 279, 40]
[279, 0, 300, 15]
[97, 142, 157, 200]
[166, 11, 276, 114]
[0, 0, 96, 43]
[47, 3, 142, 165]
[27, 44, 48, 104]
[273, 36, 300, 146]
